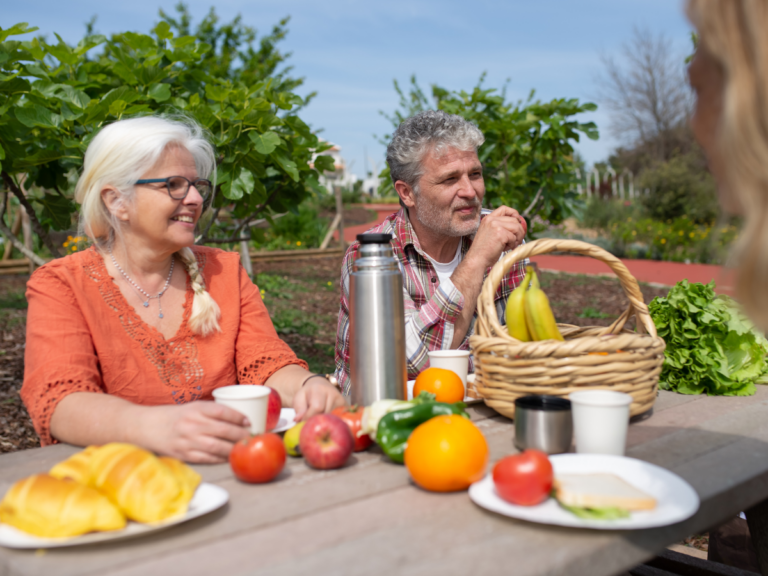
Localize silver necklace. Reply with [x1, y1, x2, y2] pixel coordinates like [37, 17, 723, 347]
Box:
[109, 251, 174, 319]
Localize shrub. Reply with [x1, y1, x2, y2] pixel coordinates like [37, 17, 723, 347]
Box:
[637, 153, 719, 224]
[251, 202, 329, 250]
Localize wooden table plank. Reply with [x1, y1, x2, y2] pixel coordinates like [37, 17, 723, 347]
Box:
[2, 390, 768, 576]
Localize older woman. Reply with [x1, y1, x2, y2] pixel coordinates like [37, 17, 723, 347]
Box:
[21, 116, 345, 463]
[687, 1, 768, 571]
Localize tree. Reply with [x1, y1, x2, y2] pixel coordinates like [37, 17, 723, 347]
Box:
[597, 28, 691, 164]
[378, 75, 599, 227]
[0, 9, 333, 263]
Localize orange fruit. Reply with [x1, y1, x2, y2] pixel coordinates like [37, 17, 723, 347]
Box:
[404, 414, 489, 492]
[413, 367, 464, 403]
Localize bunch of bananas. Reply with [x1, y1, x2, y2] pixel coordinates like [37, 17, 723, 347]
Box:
[506, 265, 564, 342]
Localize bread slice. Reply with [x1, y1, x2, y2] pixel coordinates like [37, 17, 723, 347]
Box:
[553, 473, 657, 511]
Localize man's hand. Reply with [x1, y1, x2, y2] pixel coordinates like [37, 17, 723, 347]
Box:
[466, 206, 526, 270]
[449, 205, 525, 348]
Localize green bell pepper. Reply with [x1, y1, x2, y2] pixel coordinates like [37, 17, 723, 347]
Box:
[376, 401, 469, 464]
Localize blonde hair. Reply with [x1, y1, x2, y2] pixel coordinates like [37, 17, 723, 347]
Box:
[75, 116, 221, 336]
[688, 0, 768, 330]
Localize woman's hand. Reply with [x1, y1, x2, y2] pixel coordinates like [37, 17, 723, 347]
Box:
[293, 379, 346, 421]
[141, 402, 251, 464]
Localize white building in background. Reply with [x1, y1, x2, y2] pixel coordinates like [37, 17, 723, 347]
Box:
[312, 141, 381, 197]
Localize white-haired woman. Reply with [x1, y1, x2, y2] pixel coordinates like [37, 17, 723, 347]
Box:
[21, 116, 345, 463]
[686, 1, 768, 571]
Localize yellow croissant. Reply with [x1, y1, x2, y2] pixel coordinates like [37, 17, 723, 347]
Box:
[87, 443, 194, 523]
[159, 456, 202, 505]
[49, 445, 100, 484]
[0, 474, 126, 538]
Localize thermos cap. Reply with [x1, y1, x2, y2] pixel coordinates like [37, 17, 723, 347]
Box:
[357, 233, 392, 244]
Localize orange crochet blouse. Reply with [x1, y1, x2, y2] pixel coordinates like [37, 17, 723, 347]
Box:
[21, 246, 307, 446]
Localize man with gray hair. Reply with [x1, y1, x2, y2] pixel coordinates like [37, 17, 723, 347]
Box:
[334, 110, 528, 395]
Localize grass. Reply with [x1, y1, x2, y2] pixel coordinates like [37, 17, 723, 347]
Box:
[0, 309, 25, 330]
[271, 309, 319, 337]
[0, 291, 26, 310]
[578, 306, 612, 319]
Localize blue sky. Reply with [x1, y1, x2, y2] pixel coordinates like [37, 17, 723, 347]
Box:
[4, 0, 693, 179]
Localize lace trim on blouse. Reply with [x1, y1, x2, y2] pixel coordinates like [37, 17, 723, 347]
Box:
[83, 247, 207, 404]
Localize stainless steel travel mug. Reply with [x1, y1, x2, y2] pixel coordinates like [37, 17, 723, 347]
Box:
[349, 233, 406, 405]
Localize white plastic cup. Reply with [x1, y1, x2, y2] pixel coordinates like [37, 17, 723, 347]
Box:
[428, 350, 470, 395]
[569, 390, 633, 455]
[212, 385, 270, 435]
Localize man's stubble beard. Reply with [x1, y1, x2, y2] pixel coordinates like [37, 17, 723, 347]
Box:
[413, 192, 481, 238]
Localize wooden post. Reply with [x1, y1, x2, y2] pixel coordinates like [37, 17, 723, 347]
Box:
[335, 185, 345, 248]
[21, 206, 33, 274]
[238, 222, 254, 278]
[3, 205, 22, 260]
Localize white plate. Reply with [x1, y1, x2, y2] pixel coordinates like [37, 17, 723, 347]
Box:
[0, 482, 229, 549]
[407, 379, 481, 405]
[469, 454, 699, 530]
[272, 408, 296, 433]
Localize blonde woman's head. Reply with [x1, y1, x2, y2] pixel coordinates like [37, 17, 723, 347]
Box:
[687, 0, 768, 330]
[75, 116, 221, 336]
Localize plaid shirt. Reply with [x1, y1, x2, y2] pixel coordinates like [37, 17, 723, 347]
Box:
[334, 208, 527, 396]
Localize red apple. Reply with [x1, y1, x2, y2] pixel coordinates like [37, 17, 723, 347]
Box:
[299, 414, 354, 470]
[266, 387, 282, 431]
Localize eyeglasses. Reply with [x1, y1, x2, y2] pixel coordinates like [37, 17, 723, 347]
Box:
[134, 176, 213, 202]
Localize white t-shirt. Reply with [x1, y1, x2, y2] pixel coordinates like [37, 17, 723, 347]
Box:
[423, 241, 462, 286]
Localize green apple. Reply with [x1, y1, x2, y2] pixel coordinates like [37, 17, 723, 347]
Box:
[283, 421, 305, 457]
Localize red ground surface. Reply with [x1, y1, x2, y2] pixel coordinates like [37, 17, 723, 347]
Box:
[338, 207, 733, 293]
[530, 254, 736, 294]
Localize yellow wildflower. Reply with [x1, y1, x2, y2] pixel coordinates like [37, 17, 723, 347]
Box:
[689, 232, 695, 238]
[296, 241, 301, 246]
[661, 238, 667, 244]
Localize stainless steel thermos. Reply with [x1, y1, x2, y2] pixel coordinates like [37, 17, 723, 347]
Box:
[349, 233, 407, 405]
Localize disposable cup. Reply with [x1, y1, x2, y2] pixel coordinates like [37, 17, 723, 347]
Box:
[212, 385, 270, 435]
[428, 350, 470, 394]
[568, 390, 632, 456]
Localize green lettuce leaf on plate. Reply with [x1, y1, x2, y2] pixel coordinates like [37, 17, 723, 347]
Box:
[559, 503, 630, 520]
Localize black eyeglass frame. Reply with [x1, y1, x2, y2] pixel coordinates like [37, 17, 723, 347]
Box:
[134, 176, 213, 201]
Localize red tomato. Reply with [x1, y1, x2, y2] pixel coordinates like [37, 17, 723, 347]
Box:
[492, 450, 553, 506]
[229, 433, 286, 483]
[331, 405, 372, 452]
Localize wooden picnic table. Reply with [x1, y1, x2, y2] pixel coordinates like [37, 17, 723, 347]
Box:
[2, 387, 768, 576]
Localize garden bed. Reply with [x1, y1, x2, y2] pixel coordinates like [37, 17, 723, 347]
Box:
[0, 262, 671, 454]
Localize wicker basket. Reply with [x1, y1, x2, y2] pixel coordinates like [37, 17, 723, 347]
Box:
[468, 238, 666, 419]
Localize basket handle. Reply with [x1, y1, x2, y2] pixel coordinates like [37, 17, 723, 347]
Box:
[476, 238, 658, 340]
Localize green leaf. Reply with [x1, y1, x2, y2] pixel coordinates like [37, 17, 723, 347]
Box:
[223, 168, 255, 200]
[0, 143, 5, 160]
[37, 193, 75, 231]
[121, 32, 155, 52]
[559, 503, 630, 521]
[313, 154, 335, 173]
[148, 83, 171, 102]
[0, 23, 39, 43]
[60, 85, 90, 109]
[14, 148, 67, 168]
[153, 22, 173, 41]
[205, 83, 228, 103]
[272, 151, 300, 182]
[248, 131, 282, 155]
[15, 105, 61, 129]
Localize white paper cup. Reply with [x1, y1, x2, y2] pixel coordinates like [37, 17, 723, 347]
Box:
[212, 385, 270, 435]
[428, 350, 470, 394]
[569, 390, 632, 455]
